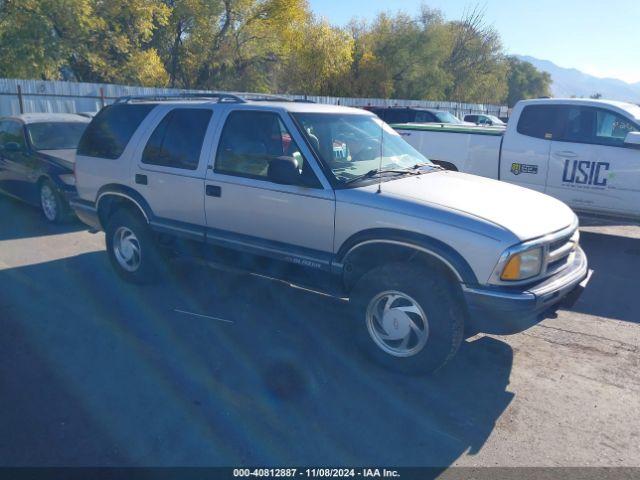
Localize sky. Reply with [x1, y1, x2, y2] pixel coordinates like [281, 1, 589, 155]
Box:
[308, 0, 640, 84]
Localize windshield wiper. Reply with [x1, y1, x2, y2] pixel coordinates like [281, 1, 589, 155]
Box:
[343, 168, 412, 185]
[411, 162, 444, 171]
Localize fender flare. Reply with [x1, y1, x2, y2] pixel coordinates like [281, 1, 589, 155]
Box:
[336, 228, 478, 285]
[96, 184, 154, 224]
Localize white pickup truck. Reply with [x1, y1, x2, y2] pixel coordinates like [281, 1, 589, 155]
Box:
[394, 98, 640, 220]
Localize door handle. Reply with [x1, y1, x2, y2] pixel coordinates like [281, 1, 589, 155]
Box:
[206, 185, 221, 197]
[554, 151, 577, 158]
[135, 174, 148, 185]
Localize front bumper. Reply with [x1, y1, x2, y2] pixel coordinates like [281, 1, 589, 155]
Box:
[463, 246, 589, 335]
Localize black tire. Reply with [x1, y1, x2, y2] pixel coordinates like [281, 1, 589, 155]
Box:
[39, 179, 69, 223]
[350, 262, 465, 374]
[105, 208, 162, 284]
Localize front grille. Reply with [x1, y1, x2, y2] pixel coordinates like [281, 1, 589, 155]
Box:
[545, 229, 579, 275]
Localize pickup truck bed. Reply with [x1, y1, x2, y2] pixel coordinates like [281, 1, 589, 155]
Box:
[391, 123, 505, 178]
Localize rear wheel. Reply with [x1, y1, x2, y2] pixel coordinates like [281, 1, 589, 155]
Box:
[106, 209, 161, 283]
[351, 262, 464, 374]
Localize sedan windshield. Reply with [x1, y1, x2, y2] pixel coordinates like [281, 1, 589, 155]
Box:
[27, 122, 88, 150]
[291, 113, 434, 186]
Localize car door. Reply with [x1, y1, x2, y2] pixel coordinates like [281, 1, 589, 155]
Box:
[0, 120, 34, 201]
[204, 107, 335, 270]
[547, 106, 640, 217]
[0, 121, 10, 193]
[500, 104, 562, 192]
[132, 105, 215, 229]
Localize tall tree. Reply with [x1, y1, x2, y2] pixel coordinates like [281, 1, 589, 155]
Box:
[442, 6, 507, 103]
[506, 56, 552, 107]
[279, 17, 353, 96]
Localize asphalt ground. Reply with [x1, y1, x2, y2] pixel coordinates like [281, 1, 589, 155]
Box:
[0, 195, 638, 468]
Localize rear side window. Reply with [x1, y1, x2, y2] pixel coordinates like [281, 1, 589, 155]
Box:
[142, 109, 212, 170]
[385, 109, 413, 123]
[78, 104, 155, 159]
[415, 111, 436, 123]
[517, 105, 563, 139]
[0, 121, 26, 148]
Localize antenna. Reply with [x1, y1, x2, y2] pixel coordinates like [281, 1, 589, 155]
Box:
[377, 121, 384, 194]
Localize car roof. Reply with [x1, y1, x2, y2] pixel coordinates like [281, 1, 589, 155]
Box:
[518, 98, 640, 122]
[0, 113, 91, 124]
[371, 106, 444, 113]
[124, 99, 372, 116]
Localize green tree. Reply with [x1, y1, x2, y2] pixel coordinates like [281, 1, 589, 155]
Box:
[0, 0, 170, 85]
[506, 56, 552, 107]
[279, 17, 353, 96]
[442, 6, 507, 103]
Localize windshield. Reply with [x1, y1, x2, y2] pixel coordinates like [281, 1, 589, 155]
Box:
[488, 115, 505, 125]
[292, 113, 433, 186]
[27, 122, 88, 150]
[434, 111, 463, 124]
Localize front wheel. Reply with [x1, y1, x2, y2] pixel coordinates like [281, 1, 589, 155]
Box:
[39, 180, 67, 223]
[105, 209, 162, 284]
[351, 262, 465, 374]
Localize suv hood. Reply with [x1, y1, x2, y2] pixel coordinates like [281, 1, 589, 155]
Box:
[362, 171, 576, 241]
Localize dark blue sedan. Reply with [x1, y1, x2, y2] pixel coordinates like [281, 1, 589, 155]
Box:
[0, 113, 90, 222]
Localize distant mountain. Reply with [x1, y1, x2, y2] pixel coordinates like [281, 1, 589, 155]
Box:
[516, 55, 640, 103]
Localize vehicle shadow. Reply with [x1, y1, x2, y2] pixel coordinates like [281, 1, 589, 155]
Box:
[570, 230, 640, 323]
[0, 195, 86, 241]
[0, 251, 514, 467]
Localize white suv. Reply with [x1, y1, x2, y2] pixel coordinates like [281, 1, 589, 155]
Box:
[71, 93, 588, 373]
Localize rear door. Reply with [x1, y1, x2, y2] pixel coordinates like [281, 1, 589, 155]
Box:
[547, 105, 640, 217]
[204, 107, 335, 269]
[500, 104, 563, 193]
[133, 105, 215, 228]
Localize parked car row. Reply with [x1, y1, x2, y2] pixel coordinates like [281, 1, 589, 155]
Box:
[366, 106, 475, 126]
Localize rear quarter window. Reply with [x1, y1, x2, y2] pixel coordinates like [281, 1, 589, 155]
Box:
[77, 104, 155, 159]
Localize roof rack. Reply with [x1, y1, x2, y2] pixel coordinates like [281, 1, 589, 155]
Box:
[114, 92, 246, 104]
[238, 93, 293, 102]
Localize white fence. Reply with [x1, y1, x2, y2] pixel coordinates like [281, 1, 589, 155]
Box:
[0, 78, 507, 118]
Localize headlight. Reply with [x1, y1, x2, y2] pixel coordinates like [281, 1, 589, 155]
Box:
[58, 174, 75, 186]
[500, 247, 543, 281]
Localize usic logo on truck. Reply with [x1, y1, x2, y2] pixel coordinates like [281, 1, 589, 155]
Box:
[562, 160, 610, 186]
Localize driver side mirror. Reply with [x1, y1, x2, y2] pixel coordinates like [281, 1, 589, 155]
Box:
[267, 156, 301, 185]
[624, 131, 640, 148]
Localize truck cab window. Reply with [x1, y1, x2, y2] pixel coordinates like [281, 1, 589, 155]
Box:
[557, 107, 638, 147]
[517, 105, 563, 139]
[595, 110, 638, 147]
